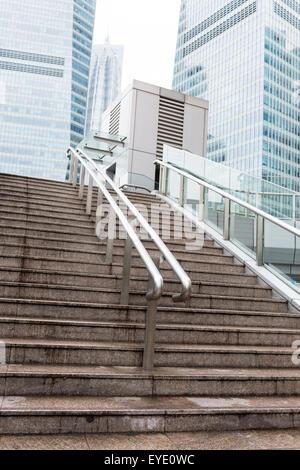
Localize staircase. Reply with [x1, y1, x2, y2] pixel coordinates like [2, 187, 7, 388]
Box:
[0, 172, 300, 435]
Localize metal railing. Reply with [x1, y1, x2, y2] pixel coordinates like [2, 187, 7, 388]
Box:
[119, 184, 152, 194]
[67, 147, 192, 370]
[155, 159, 300, 269]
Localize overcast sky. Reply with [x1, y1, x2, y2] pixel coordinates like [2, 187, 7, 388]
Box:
[93, 0, 181, 90]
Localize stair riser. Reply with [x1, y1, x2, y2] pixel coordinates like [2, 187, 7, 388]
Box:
[0, 213, 93, 227]
[0, 255, 245, 276]
[0, 246, 234, 267]
[0, 194, 83, 210]
[0, 257, 108, 274]
[0, 410, 297, 434]
[0, 322, 296, 346]
[0, 272, 270, 297]
[0, 179, 76, 190]
[0, 190, 83, 206]
[0, 199, 85, 214]
[0, 219, 212, 247]
[2, 345, 297, 368]
[0, 236, 223, 257]
[0, 375, 300, 397]
[0, 203, 85, 217]
[0, 184, 81, 199]
[0, 219, 94, 235]
[2, 376, 300, 397]
[113, 262, 246, 276]
[0, 286, 283, 311]
[0, 204, 196, 227]
[0, 301, 294, 328]
[0, 268, 258, 288]
[0, 231, 219, 251]
[0, 175, 73, 189]
[0, 247, 105, 264]
[0, 227, 100, 243]
[0, 236, 103, 253]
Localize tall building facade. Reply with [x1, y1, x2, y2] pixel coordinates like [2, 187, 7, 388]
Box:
[85, 40, 123, 135]
[173, 0, 300, 191]
[0, 0, 96, 181]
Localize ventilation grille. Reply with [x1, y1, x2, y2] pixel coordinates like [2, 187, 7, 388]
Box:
[183, 1, 257, 57]
[279, 0, 300, 14]
[156, 97, 184, 160]
[109, 102, 121, 135]
[274, 2, 300, 30]
[184, 0, 250, 44]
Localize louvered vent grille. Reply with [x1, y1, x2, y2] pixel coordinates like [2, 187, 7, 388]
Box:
[156, 97, 184, 160]
[109, 102, 121, 135]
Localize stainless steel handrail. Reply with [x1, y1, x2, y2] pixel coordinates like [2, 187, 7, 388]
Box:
[119, 184, 152, 194]
[71, 148, 192, 303]
[67, 147, 191, 370]
[155, 160, 300, 239]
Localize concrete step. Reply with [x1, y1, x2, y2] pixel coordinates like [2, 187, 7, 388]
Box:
[0, 216, 95, 235]
[0, 242, 234, 266]
[2, 395, 300, 434]
[0, 316, 296, 346]
[0, 192, 85, 210]
[0, 183, 78, 199]
[0, 268, 265, 296]
[3, 365, 300, 398]
[0, 199, 86, 216]
[0, 337, 296, 368]
[0, 173, 74, 190]
[0, 233, 223, 256]
[0, 298, 296, 327]
[0, 283, 283, 311]
[0, 215, 204, 243]
[0, 211, 94, 228]
[0, 253, 245, 277]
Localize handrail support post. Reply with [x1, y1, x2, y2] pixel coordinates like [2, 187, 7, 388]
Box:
[72, 158, 78, 187]
[86, 174, 93, 215]
[143, 257, 160, 371]
[120, 236, 133, 305]
[106, 207, 116, 264]
[179, 175, 185, 207]
[79, 164, 86, 199]
[256, 215, 264, 266]
[224, 197, 230, 241]
[199, 184, 204, 222]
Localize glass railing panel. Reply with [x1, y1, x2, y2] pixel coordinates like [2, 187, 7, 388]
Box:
[264, 219, 300, 290]
[163, 145, 299, 220]
[185, 177, 200, 216]
[230, 201, 256, 258]
[203, 187, 224, 235]
[166, 168, 180, 203]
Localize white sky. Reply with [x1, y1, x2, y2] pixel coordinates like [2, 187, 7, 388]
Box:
[93, 0, 181, 90]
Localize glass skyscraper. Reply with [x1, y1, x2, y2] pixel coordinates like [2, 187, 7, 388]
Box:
[0, 0, 96, 181]
[173, 0, 300, 191]
[85, 39, 123, 135]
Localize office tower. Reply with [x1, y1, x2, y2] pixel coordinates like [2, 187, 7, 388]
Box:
[0, 0, 96, 180]
[85, 39, 123, 135]
[173, 0, 300, 191]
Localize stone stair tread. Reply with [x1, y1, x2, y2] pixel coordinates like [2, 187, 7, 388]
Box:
[0, 254, 242, 270]
[2, 395, 300, 416]
[0, 266, 257, 283]
[0, 281, 283, 303]
[4, 364, 300, 380]
[0, 336, 293, 353]
[0, 297, 292, 317]
[0, 315, 296, 335]
[0, 241, 232, 260]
